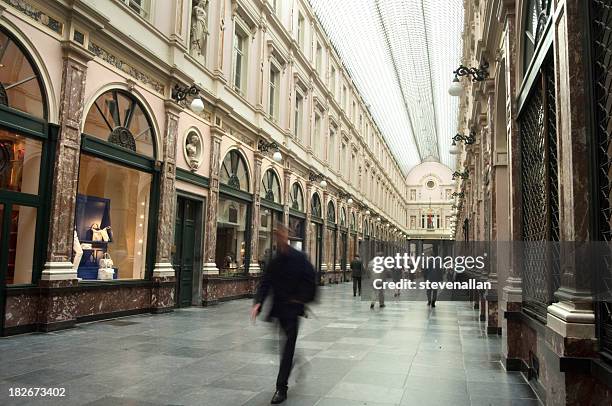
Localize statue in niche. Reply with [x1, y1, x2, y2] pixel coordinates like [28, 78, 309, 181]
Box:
[185, 132, 201, 170]
[190, 0, 209, 57]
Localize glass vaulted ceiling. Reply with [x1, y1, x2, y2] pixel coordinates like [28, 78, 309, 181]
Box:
[309, 0, 464, 173]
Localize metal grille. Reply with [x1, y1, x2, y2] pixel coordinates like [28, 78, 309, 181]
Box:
[592, 0, 612, 359]
[519, 56, 559, 321]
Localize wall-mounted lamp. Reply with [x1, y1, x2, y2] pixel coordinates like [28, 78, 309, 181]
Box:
[449, 130, 477, 156]
[452, 170, 469, 180]
[171, 84, 204, 113]
[448, 61, 490, 97]
[309, 171, 327, 188]
[258, 140, 283, 162]
[452, 192, 465, 198]
[338, 191, 353, 205]
[365, 210, 371, 216]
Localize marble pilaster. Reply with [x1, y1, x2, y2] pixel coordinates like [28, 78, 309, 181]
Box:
[152, 102, 180, 279]
[42, 40, 93, 281]
[151, 101, 181, 311]
[249, 153, 263, 274]
[202, 129, 223, 274]
[283, 169, 292, 226]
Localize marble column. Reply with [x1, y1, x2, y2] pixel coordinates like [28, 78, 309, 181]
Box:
[499, 2, 523, 370]
[202, 129, 223, 274]
[38, 40, 93, 330]
[484, 82, 500, 334]
[249, 153, 263, 274]
[304, 181, 313, 259]
[321, 191, 328, 274]
[283, 169, 292, 227]
[42, 41, 93, 281]
[151, 101, 181, 312]
[153, 102, 180, 277]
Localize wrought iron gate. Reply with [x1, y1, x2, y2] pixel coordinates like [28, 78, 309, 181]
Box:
[591, 0, 612, 360]
[518, 55, 560, 322]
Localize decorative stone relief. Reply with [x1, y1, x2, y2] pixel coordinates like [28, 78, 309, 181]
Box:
[184, 130, 204, 171]
[2, 0, 63, 35]
[87, 42, 165, 95]
[190, 0, 209, 58]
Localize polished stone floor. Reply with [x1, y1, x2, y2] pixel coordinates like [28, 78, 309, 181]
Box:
[0, 283, 541, 406]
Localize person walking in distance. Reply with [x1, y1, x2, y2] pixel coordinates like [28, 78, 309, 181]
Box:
[425, 245, 443, 307]
[368, 251, 386, 309]
[251, 225, 317, 404]
[350, 254, 363, 297]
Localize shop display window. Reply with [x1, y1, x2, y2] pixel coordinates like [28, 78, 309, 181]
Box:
[5, 205, 37, 285]
[76, 154, 151, 280]
[0, 129, 41, 194]
[258, 209, 283, 269]
[216, 197, 249, 275]
[289, 216, 305, 250]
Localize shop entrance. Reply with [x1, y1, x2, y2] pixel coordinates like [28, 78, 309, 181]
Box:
[173, 196, 203, 307]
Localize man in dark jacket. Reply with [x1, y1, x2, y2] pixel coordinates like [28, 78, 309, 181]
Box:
[424, 246, 444, 307]
[251, 225, 316, 404]
[350, 254, 363, 296]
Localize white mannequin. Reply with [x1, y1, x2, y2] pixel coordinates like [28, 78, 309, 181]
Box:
[73, 229, 83, 270]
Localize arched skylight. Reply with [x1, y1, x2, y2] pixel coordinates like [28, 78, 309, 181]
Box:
[310, 0, 464, 172]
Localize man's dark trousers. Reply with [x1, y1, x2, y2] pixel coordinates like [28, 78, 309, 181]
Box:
[353, 277, 362, 296]
[277, 317, 299, 391]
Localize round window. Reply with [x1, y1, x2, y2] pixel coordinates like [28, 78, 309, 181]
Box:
[426, 180, 435, 189]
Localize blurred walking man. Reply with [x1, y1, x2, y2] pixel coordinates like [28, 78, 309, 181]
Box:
[251, 225, 317, 404]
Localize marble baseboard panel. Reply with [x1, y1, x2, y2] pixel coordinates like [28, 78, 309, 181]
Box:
[74, 285, 151, 319]
[151, 276, 176, 311]
[202, 275, 261, 305]
[4, 292, 40, 328]
[3, 281, 175, 336]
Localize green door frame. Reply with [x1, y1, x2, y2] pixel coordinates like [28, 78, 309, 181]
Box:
[174, 193, 205, 307]
[0, 106, 54, 336]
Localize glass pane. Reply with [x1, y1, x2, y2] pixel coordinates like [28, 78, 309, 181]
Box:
[0, 129, 42, 194]
[258, 208, 273, 269]
[216, 197, 249, 275]
[83, 90, 154, 157]
[0, 31, 44, 118]
[220, 151, 250, 192]
[7, 205, 37, 285]
[76, 154, 152, 280]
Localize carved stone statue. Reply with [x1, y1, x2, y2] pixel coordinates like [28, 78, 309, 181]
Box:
[186, 132, 201, 170]
[191, 0, 209, 56]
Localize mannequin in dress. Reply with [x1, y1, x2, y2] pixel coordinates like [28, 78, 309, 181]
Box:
[73, 229, 83, 270]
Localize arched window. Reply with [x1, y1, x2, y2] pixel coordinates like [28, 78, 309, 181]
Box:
[290, 182, 304, 211]
[0, 27, 49, 287]
[261, 169, 281, 203]
[0, 29, 46, 118]
[221, 150, 249, 192]
[364, 219, 369, 236]
[340, 207, 347, 227]
[311, 193, 322, 218]
[77, 88, 158, 281]
[84, 89, 155, 157]
[327, 201, 336, 223]
[350, 213, 356, 232]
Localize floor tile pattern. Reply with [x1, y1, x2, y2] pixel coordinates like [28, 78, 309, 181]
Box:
[0, 283, 541, 405]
